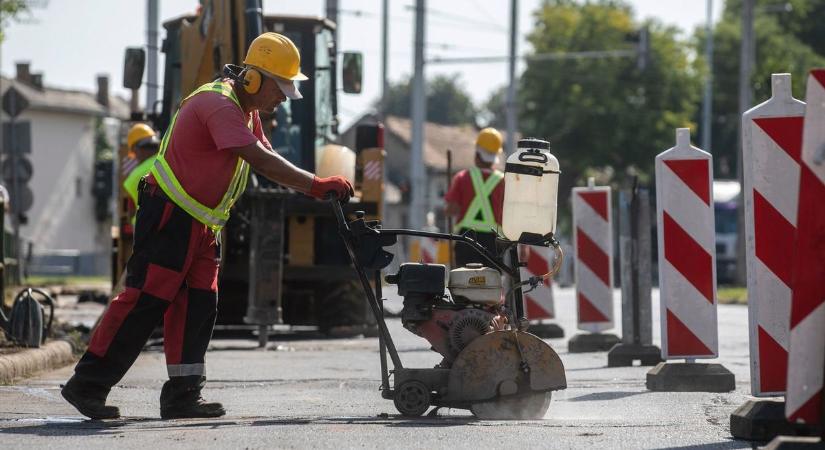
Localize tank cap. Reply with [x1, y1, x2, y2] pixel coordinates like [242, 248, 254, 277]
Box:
[517, 138, 550, 150]
[464, 263, 483, 269]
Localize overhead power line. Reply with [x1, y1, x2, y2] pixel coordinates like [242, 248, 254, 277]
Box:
[428, 49, 637, 65]
[403, 4, 508, 32]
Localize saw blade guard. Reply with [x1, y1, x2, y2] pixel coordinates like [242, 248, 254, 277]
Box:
[445, 330, 566, 402]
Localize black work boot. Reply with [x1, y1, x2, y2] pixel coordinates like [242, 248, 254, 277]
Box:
[160, 376, 225, 419]
[61, 375, 121, 420]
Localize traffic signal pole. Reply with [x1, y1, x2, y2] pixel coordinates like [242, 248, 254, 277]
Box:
[409, 0, 427, 230]
[505, 0, 518, 155]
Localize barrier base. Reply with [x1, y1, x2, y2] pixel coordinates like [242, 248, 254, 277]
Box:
[762, 436, 823, 449]
[646, 362, 735, 392]
[528, 322, 565, 339]
[730, 399, 818, 442]
[568, 332, 620, 353]
[606, 343, 663, 367]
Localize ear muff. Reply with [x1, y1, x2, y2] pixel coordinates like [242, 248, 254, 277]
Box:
[243, 68, 262, 94]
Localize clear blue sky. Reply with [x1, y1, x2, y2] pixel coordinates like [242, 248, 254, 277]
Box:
[1, 0, 723, 128]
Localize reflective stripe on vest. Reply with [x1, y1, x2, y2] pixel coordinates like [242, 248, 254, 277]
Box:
[454, 167, 503, 233]
[149, 81, 251, 232]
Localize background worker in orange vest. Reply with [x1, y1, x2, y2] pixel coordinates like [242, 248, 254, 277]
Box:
[445, 127, 505, 267]
[62, 32, 352, 421]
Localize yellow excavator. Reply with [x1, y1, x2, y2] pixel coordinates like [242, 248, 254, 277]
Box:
[115, 0, 384, 342]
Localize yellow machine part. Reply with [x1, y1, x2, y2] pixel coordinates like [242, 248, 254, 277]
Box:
[179, 0, 247, 98]
[288, 216, 314, 266]
[446, 330, 566, 403]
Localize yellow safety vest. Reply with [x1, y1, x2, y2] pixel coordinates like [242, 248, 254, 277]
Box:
[454, 167, 503, 233]
[149, 81, 251, 232]
[123, 155, 157, 225]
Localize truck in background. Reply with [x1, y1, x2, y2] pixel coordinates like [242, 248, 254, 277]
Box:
[713, 180, 739, 285]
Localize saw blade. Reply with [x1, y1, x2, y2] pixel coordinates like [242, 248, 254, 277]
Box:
[470, 392, 552, 420]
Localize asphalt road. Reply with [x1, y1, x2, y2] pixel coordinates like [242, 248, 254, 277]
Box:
[0, 287, 759, 449]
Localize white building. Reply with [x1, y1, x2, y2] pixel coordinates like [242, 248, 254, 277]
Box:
[1, 63, 129, 276]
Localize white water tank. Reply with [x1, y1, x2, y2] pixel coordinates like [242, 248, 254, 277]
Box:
[316, 144, 356, 184]
[501, 138, 560, 242]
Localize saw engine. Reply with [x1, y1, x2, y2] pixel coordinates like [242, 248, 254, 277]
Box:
[386, 263, 504, 365]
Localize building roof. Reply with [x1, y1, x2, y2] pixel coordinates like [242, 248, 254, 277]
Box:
[347, 115, 517, 172]
[1, 77, 130, 120]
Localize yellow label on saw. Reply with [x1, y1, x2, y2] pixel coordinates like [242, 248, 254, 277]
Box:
[468, 276, 486, 286]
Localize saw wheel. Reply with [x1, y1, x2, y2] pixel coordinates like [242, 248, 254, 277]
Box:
[393, 381, 431, 417]
[470, 392, 552, 420]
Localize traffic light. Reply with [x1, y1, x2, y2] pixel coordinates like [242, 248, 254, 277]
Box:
[625, 26, 650, 71]
[92, 159, 113, 222]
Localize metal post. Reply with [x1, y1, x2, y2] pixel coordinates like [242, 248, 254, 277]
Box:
[325, 0, 339, 44]
[446, 149, 454, 267]
[8, 112, 20, 285]
[505, 0, 519, 155]
[380, 0, 389, 120]
[735, 0, 755, 285]
[701, 0, 714, 151]
[409, 0, 427, 229]
[146, 0, 159, 115]
[375, 270, 389, 392]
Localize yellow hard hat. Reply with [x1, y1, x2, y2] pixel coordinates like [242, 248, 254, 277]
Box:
[243, 32, 309, 82]
[127, 123, 158, 150]
[476, 127, 503, 155]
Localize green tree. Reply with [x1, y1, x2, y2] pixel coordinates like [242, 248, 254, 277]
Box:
[382, 74, 478, 126]
[695, 0, 825, 177]
[0, 0, 30, 42]
[519, 0, 702, 202]
[479, 86, 507, 130]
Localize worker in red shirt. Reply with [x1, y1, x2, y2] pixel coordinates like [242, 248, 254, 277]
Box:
[445, 128, 504, 267]
[62, 33, 352, 421]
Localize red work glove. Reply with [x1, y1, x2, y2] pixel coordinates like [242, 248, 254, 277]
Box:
[309, 175, 354, 201]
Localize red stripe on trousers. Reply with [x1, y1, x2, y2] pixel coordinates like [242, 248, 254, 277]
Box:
[663, 212, 714, 303]
[163, 289, 190, 365]
[87, 287, 143, 357]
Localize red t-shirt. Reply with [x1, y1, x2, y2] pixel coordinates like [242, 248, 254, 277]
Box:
[149, 80, 272, 208]
[445, 168, 505, 226]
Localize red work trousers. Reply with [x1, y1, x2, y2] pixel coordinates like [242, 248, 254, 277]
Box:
[74, 183, 220, 388]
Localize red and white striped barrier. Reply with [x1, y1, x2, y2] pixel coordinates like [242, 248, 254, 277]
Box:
[410, 237, 447, 265]
[520, 246, 555, 320]
[786, 69, 825, 425]
[655, 128, 718, 360]
[742, 73, 805, 396]
[572, 182, 614, 332]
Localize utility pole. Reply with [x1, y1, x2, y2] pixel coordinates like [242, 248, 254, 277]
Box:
[380, 0, 389, 119]
[326, 0, 339, 44]
[701, 0, 714, 152]
[505, 0, 519, 155]
[146, 0, 159, 115]
[736, 0, 755, 285]
[409, 0, 427, 229]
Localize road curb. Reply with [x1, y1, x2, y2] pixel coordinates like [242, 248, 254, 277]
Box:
[0, 340, 77, 385]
